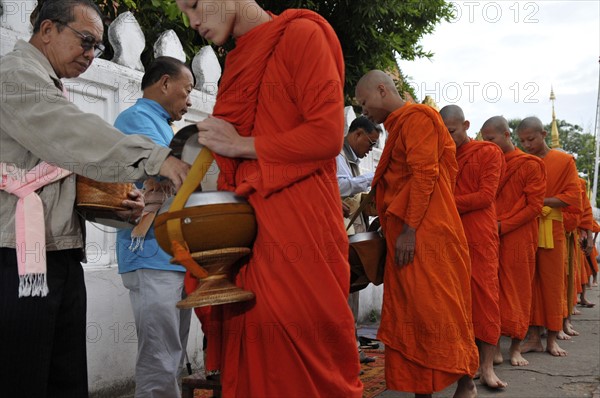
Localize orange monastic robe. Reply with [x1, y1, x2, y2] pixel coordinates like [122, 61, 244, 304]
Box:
[455, 140, 505, 345]
[591, 220, 600, 274]
[531, 150, 581, 331]
[205, 10, 362, 397]
[375, 103, 478, 394]
[496, 148, 546, 340]
[578, 179, 595, 284]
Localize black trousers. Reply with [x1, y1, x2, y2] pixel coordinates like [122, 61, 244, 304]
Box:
[0, 248, 88, 398]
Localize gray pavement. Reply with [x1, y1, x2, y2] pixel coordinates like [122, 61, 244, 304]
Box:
[359, 283, 600, 398]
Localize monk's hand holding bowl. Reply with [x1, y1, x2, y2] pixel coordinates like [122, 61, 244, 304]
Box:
[395, 224, 416, 267]
[196, 116, 257, 159]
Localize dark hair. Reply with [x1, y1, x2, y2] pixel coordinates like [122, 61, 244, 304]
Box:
[141, 56, 195, 90]
[31, 0, 103, 33]
[348, 116, 377, 134]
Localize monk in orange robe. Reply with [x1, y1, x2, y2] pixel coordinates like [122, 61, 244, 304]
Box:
[440, 106, 506, 389]
[560, 182, 583, 339]
[480, 116, 546, 367]
[590, 220, 600, 286]
[356, 70, 478, 398]
[517, 117, 582, 357]
[176, 2, 362, 396]
[577, 178, 595, 308]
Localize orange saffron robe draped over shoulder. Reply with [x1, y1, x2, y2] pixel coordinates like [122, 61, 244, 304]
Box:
[495, 148, 546, 340]
[455, 140, 505, 345]
[374, 103, 478, 394]
[200, 10, 362, 397]
[531, 150, 581, 331]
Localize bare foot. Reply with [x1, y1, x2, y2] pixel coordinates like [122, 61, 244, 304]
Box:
[592, 281, 598, 287]
[454, 376, 477, 398]
[564, 323, 579, 337]
[572, 307, 582, 315]
[509, 351, 529, 366]
[546, 340, 568, 357]
[493, 348, 503, 365]
[579, 299, 596, 308]
[521, 339, 544, 353]
[509, 339, 529, 366]
[479, 367, 507, 389]
[557, 330, 572, 340]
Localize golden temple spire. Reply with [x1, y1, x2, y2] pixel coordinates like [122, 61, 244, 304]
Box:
[550, 87, 561, 148]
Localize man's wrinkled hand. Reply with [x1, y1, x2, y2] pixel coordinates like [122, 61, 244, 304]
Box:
[395, 225, 416, 268]
[116, 189, 145, 223]
[159, 156, 190, 190]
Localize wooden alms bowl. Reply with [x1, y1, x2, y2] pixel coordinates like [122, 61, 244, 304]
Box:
[154, 191, 256, 256]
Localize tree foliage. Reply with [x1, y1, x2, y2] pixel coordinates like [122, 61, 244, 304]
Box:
[508, 118, 598, 203]
[94, 0, 452, 103]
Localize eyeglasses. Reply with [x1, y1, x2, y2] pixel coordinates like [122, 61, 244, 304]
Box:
[59, 22, 105, 58]
[366, 134, 378, 148]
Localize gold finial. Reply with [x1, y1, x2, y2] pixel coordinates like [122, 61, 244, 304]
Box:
[550, 86, 560, 148]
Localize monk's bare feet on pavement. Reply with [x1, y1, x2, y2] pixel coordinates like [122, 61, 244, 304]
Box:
[509, 338, 529, 366]
[454, 376, 477, 398]
[521, 327, 544, 353]
[478, 341, 507, 389]
[547, 331, 568, 357]
[572, 307, 582, 315]
[557, 330, 572, 340]
[579, 299, 596, 308]
[479, 366, 507, 389]
[493, 344, 503, 365]
[563, 319, 579, 336]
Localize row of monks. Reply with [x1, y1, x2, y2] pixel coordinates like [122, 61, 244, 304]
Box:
[433, 104, 598, 389]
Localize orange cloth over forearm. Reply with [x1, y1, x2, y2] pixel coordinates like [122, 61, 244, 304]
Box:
[530, 150, 581, 331]
[374, 104, 478, 393]
[497, 149, 546, 235]
[206, 10, 362, 397]
[455, 140, 505, 345]
[454, 141, 504, 215]
[496, 149, 546, 339]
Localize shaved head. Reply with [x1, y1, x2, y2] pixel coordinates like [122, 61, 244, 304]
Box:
[439, 105, 465, 123]
[354, 70, 405, 124]
[515, 116, 548, 157]
[481, 116, 509, 134]
[439, 105, 470, 148]
[516, 116, 544, 133]
[356, 70, 399, 95]
[480, 116, 513, 153]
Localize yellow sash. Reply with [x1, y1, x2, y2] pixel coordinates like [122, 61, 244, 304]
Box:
[538, 206, 563, 249]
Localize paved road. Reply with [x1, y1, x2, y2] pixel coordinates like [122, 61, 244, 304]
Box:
[361, 283, 600, 398]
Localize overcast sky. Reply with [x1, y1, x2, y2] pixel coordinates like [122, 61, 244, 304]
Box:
[400, 0, 600, 137]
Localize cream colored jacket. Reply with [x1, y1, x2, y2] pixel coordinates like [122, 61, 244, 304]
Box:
[0, 40, 171, 250]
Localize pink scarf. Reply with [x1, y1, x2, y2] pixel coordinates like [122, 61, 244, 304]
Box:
[0, 162, 72, 297]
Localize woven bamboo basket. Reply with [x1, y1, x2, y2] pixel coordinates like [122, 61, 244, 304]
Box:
[76, 175, 135, 227]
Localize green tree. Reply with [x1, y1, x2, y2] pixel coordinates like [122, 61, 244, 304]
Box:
[508, 118, 598, 204]
[95, 0, 453, 103]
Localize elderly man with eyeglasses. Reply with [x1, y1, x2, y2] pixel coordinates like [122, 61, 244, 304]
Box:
[336, 115, 380, 366]
[0, 1, 190, 396]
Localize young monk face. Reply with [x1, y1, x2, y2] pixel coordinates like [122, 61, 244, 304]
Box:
[355, 84, 389, 124]
[517, 128, 547, 157]
[481, 127, 511, 153]
[176, 0, 238, 46]
[442, 116, 470, 148]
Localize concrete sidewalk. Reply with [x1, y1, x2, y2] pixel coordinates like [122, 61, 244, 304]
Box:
[359, 283, 600, 398]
